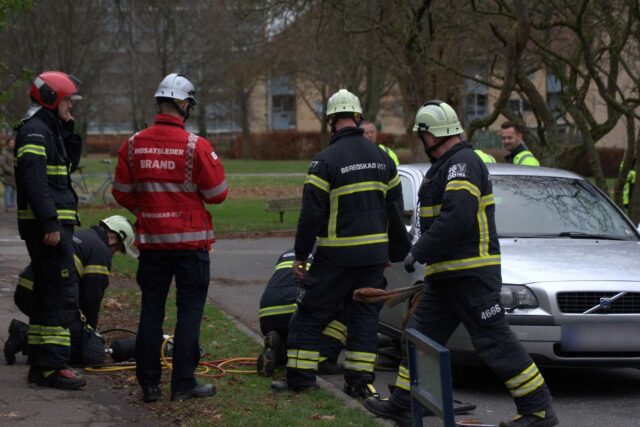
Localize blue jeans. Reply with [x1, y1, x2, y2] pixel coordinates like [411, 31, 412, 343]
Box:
[4, 184, 16, 209]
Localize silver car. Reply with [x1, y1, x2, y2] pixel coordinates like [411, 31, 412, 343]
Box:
[380, 163, 640, 367]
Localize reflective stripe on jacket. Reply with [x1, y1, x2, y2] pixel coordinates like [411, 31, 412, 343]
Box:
[378, 144, 399, 166]
[506, 143, 540, 166]
[112, 114, 228, 250]
[474, 149, 496, 164]
[413, 142, 501, 280]
[294, 127, 403, 266]
[14, 108, 82, 235]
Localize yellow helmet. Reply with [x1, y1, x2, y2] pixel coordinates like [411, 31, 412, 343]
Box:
[326, 89, 362, 116]
[100, 215, 138, 258]
[413, 100, 462, 137]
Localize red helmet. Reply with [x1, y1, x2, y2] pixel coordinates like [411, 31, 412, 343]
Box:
[29, 71, 81, 110]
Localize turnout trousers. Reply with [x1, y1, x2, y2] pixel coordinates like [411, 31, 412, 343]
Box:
[390, 275, 552, 414]
[135, 249, 210, 393]
[24, 224, 78, 370]
[286, 253, 385, 388]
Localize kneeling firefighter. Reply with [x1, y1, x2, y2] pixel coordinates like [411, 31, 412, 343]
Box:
[258, 249, 346, 376]
[4, 216, 137, 367]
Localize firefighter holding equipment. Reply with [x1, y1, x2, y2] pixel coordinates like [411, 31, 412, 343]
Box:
[113, 73, 228, 403]
[364, 101, 558, 427]
[271, 89, 403, 398]
[14, 71, 86, 390]
[258, 249, 346, 376]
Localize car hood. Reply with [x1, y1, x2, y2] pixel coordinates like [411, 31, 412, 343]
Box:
[500, 238, 640, 284]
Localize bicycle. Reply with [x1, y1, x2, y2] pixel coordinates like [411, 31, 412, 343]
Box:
[71, 159, 116, 206]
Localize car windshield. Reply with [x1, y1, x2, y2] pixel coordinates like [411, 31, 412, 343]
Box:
[492, 175, 638, 240]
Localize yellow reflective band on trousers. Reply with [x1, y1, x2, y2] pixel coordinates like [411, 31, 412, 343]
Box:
[425, 254, 501, 276]
[16, 144, 46, 159]
[18, 208, 77, 221]
[395, 364, 411, 391]
[46, 165, 68, 175]
[343, 351, 376, 372]
[18, 276, 33, 290]
[259, 303, 297, 318]
[304, 174, 330, 193]
[420, 204, 441, 218]
[27, 325, 71, 347]
[322, 320, 347, 346]
[505, 362, 545, 398]
[287, 349, 320, 370]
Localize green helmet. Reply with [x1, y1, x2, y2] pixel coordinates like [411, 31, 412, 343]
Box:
[100, 215, 138, 257]
[326, 89, 362, 116]
[413, 100, 462, 137]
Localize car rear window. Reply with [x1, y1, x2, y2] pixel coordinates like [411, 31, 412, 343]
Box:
[492, 175, 638, 240]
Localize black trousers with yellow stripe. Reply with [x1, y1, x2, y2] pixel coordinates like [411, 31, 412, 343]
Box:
[390, 276, 551, 415]
[286, 254, 385, 388]
[260, 311, 346, 363]
[23, 224, 78, 370]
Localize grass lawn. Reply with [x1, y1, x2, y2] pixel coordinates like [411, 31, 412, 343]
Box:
[76, 154, 310, 175]
[99, 286, 381, 426]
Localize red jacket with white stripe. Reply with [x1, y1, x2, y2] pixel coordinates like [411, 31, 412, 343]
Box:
[112, 114, 228, 251]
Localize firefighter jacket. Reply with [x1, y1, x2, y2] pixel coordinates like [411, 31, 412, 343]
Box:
[505, 143, 540, 166]
[15, 226, 111, 329]
[294, 126, 403, 266]
[259, 249, 312, 320]
[14, 108, 82, 236]
[112, 114, 228, 251]
[411, 141, 501, 281]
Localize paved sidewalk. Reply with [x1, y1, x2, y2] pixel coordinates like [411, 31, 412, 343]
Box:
[0, 211, 167, 426]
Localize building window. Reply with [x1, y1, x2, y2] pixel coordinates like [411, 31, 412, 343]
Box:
[546, 73, 563, 119]
[508, 98, 531, 117]
[270, 76, 296, 130]
[463, 65, 488, 123]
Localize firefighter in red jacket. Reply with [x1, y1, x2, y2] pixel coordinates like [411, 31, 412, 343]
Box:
[14, 71, 86, 390]
[113, 73, 228, 403]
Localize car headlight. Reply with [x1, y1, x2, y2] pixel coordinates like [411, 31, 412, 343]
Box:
[500, 284, 538, 311]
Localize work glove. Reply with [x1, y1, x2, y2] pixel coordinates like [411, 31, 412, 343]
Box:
[403, 252, 416, 273]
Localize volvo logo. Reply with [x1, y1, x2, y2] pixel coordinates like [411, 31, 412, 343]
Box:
[599, 297, 612, 310]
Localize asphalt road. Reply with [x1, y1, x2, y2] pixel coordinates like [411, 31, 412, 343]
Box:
[210, 236, 640, 427]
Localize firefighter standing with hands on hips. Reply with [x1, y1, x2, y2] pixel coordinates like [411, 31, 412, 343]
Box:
[113, 73, 228, 403]
[14, 71, 86, 390]
[271, 89, 403, 398]
[363, 101, 558, 427]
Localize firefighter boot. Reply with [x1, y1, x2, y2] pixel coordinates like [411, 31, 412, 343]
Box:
[257, 331, 282, 377]
[271, 378, 318, 393]
[499, 405, 559, 427]
[40, 369, 87, 390]
[363, 397, 412, 427]
[4, 319, 28, 365]
[344, 382, 380, 399]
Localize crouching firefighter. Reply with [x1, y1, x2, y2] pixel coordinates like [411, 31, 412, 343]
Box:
[3, 216, 137, 367]
[363, 100, 558, 427]
[258, 249, 346, 377]
[271, 89, 403, 399]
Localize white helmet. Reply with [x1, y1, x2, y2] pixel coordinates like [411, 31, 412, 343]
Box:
[154, 73, 197, 105]
[413, 100, 462, 137]
[100, 215, 138, 258]
[326, 89, 362, 116]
